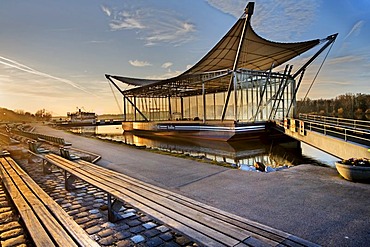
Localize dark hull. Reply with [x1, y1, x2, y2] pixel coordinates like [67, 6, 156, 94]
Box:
[123, 121, 269, 141]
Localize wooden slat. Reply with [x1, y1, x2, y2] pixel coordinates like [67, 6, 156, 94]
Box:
[55, 160, 228, 246]
[46, 154, 319, 247]
[76, 160, 283, 245]
[80, 165, 252, 243]
[78, 158, 318, 247]
[0, 158, 56, 247]
[50, 155, 278, 246]
[6, 157, 99, 247]
[111, 189, 229, 246]
[1, 158, 79, 247]
[45, 155, 232, 246]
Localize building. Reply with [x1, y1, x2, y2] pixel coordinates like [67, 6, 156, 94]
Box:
[67, 109, 96, 125]
[106, 2, 337, 141]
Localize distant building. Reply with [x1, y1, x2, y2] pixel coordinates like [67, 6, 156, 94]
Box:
[67, 109, 96, 125]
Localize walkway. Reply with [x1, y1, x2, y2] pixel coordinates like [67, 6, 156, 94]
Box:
[34, 124, 370, 247]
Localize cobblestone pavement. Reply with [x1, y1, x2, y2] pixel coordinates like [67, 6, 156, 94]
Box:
[8, 152, 198, 247]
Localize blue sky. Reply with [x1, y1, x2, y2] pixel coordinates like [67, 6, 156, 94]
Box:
[0, 0, 369, 115]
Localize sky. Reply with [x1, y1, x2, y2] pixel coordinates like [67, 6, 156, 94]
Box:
[0, 0, 369, 116]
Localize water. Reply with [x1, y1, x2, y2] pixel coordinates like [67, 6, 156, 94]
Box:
[70, 125, 340, 170]
[301, 143, 340, 167]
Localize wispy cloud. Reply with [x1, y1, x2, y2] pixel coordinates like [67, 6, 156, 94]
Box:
[326, 55, 363, 65]
[129, 60, 152, 67]
[206, 0, 320, 41]
[101, 5, 112, 17]
[109, 11, 145, 30]
[206, 0, 246, 18]
[161, 62, 173, 69]
[0, 56, 97, 96]
[344, 20, 364, 40]
[101, 5, 196, 46]
[87, 40, 109, 44]
[0, 74, 12, 83]
[145, 21, 195, 46]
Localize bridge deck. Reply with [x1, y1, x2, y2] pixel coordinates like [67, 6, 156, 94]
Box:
[281, 115, 370, 159]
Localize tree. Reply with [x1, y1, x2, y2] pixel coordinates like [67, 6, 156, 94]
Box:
[35, 109, 52, 121]
[15, 109, 25, 115]
[297, 93, 370, 119]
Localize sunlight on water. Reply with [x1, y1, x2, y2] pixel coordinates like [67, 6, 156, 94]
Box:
[71, 125, 336, 170]
[301, 143, 340, 167]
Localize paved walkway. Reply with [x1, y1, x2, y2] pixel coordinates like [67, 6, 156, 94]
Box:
[35, 124, 370, 247]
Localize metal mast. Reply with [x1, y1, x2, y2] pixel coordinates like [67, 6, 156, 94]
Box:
[221, 2, 254, 121]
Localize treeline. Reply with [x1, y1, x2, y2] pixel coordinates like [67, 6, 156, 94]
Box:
[297, 93, 370, 119]
[0, 108, 52, 122]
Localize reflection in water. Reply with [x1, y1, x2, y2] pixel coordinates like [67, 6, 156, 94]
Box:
[301, 143, 339, 167]
[70, 125, 333, 171]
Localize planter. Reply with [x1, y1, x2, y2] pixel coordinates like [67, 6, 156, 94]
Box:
[335, 162, 370, 182]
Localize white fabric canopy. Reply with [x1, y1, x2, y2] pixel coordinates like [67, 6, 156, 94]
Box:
[185, 19, 320, 74]
[107, 4, 333, 98]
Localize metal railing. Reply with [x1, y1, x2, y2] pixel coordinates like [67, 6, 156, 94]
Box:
[298, 113, 370, 132]
[297, 114, 370, 146]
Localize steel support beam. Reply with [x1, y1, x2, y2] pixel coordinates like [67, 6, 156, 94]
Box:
[180, 97, 184, 120]
[292, 33, 338, 79]
[253, 64, 273, 121]
[233, 72, 238, 121]
[168, 96, 172, 120]
[268, 65, 291, 120]
[286, 69, 305, 118]
[221, 2, 254, 121]
[202, 81, 206, 123]
[105, 75, 149, 121]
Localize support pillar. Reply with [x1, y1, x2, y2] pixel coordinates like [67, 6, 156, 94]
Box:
[233, 72, 238, 122]
[134, 97, 137, 121]
[107, 194, 124, 222]
[213, 93, 216, 120]
[123, 97, 126, 121]
[180, 97, 184, 120]
[64, 170, 76, 191]
[42, 159, 52, 174]
[168, 96, 172, 120]
[202, 81, 206, 123]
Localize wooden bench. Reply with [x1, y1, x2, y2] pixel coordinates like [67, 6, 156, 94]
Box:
[0, 132, 20, 145]
[44, 153, 319, 247]
[0, 155, 99, 247]
[12, 129, 72, 147]
[60, 148, 80, 160]
[28, 140, 50, 154]
[38, 134, 72, 147]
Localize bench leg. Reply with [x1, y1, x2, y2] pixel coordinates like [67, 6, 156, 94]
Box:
[64, 171, 77, 191]
[28, 154, 33, 163]
[43, 160, 52, 174]
[107, 194, 124, 222]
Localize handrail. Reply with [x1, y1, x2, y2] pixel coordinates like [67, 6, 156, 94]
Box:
[304, 121, 369, 143]
[298, 113, 370, 131]
[289, 115, 370, 146]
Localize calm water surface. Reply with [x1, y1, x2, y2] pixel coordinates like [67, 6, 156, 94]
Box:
[70, 125, 340, 170]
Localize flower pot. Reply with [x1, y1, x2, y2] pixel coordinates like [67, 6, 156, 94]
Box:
[335, 162, 370, 182]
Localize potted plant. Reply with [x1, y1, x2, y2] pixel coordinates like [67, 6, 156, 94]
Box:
[335, 158, 370, 182]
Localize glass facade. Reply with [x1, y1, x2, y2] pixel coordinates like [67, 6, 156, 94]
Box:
[122, 69, 296, 123]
